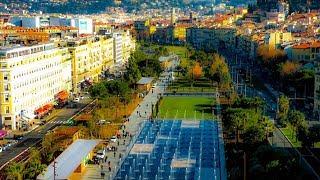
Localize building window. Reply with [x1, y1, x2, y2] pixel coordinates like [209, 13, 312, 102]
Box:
[5, 107, 9, 114]
[4, 84, 9, 91]
[4, 94, 9, 102]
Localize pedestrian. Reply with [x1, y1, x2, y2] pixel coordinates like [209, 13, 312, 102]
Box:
[114, 151, 116, 157]
[108, 161, 111, 166]
[117, 140, 120, 146]
[123, 139, 126, 145]
[137, 111, 138, 115]
[109, 166, 111, 172]
[119, 153, 122, 159]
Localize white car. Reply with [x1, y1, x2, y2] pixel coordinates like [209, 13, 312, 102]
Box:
[110, 136, 117, 142]
[96, 149, 106, 159]
[73, 98, 80, 102]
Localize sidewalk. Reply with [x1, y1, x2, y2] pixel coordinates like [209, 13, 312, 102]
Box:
[80, 60, 178, 180]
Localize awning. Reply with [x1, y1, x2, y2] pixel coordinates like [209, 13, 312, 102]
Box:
[0, 130, 7, 138]
[43, 103, 53, 111]
[55, 90, 68, 100]
[35, 107, 45, 114]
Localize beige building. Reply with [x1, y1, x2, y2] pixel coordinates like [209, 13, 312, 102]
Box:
[264, 31, 293, 50]
[67, 35, 114, 93]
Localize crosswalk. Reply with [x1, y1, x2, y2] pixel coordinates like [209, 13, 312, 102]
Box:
[47, 120, 68, 124]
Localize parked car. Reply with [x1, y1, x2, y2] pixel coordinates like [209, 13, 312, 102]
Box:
[110, 136, 117, 142]
[96, 149, 106, 159]
[73, 98, 80, 102]
[152, 83, 157, 88]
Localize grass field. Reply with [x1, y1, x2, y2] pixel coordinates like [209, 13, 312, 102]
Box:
[158, 96, 215, 120]
[165, 45, 188, 61]
[281, 127, 301, 147]
[167, 77, 216, 93]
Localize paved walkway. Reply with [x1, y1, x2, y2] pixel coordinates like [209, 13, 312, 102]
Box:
[80, 59, 179, 180]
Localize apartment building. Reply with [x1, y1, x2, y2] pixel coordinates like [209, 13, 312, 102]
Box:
[186, 27, 236, 52]
[314, 59, 320, 115]
[0, 43, 72, 130]
[264, 31, 293, 50]
[121, 31, 136, 65]
[67, 35, 114, 93]
[285, 41, 320, 62]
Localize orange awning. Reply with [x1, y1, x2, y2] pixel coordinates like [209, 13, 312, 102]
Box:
[55, 90, 68, 100]
[43, 103, 53, 111]
[35, 107, 45, 114]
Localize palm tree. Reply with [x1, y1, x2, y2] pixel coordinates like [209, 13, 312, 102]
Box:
[223, 108, 248, 143]
[287, 110, 306, 141]
[260, 116, 274, 140]
[6, 162, 24, 180]
[24, 161, 47, 179]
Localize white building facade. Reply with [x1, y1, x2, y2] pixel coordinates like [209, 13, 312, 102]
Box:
[0, 43, 72, 130]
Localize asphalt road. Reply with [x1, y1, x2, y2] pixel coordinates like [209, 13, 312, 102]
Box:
[0, 97, 92, 169]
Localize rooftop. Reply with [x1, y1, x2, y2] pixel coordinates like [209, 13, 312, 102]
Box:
[37, 139, 100, 180]
[137, 77, 154, 85]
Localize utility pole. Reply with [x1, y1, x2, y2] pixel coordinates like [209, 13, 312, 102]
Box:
[243, 152, 246, 180]
[53, 160, 57, 180]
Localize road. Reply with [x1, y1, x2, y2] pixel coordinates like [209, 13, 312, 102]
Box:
[0, 97, 92, 170]
[227, 60, 320, 179]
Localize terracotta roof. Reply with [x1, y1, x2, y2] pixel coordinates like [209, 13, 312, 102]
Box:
[292, 41, 320, 49]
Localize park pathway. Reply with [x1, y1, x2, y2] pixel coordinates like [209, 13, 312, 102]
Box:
[80, 58, 179, 180]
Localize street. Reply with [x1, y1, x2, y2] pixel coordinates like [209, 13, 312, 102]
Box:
[0, 97, 93, 171]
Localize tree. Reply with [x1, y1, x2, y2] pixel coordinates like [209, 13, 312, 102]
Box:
[205, 54, 231, 88]
[177, 58, 190, 76]
[192, 62, 202, 80]
[243, 125, 265, 145]
[278, 95, 290, 126]
[6, 162, 24, 180]
[223, 108, 248, 143]
[24, 149, 46, 179]
[257, 45, 286, 75]
[233, 97, 264, 112]
[41, 133, 59, 164]
[124, 56, 141, 86]
[280, 61, 301, 77]
[259, 116, 274, 140]
[89, 83, 108, 99]
[287, 110, 306, 141]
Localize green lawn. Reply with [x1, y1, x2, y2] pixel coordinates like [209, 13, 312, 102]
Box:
[165, 45, 188, 58]
[167, 77, 216, 93]
[158, 96, 215, 120]
[280, 127, 301, 147]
